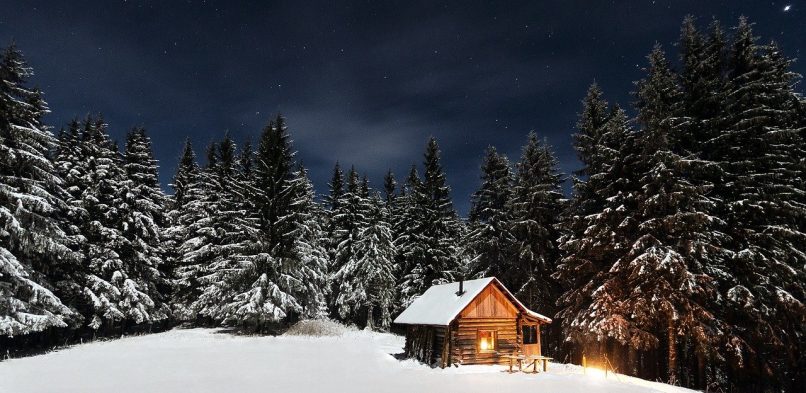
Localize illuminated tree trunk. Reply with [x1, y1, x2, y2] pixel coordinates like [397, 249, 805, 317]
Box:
[668, 320, 677, 384]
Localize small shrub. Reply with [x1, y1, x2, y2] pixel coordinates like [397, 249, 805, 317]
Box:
[283, 319, 355, 337]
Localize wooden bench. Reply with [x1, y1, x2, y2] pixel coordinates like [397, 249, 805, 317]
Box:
[499, 353, 553, 373]
[524, 355, 553, 373]
[499, 354, 527, 373]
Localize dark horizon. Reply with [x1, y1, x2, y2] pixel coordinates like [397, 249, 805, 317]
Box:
[2, 1, 803, 215]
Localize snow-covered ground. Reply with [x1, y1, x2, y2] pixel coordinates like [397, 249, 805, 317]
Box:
[0, 328, 696, 393]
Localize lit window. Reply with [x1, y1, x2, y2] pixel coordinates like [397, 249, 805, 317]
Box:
[478, 330, 496, 352]
[522, 325, 538, 345]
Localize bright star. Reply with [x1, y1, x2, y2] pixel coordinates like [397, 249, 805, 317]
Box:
[783, 4, 791, 12]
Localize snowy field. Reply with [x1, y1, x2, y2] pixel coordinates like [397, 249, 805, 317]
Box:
[0, 328, 695, 393]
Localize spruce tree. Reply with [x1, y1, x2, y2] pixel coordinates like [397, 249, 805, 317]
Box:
[508, 133, 564, 316]
[193, 135, 265, 326]
[334, 184, 396, 329]
[331, 167, 368, 318]
[253, 115, 295, 249]
[0, 44, 77, 336]
[122, 127, 171, 323]
[392, 165, 424, 309]
[79, 117, 163, 331]
[556, 105, 637, 360]
[383, 169, 397, 206]
[170, 138, 198, 211]
[210, 118, 321, 330]
[588, 44, 729, 384]
[283, 166, 329, 319]
[466, 146, 515, 280]
[172, 143, 219, 322]
[399, 138, 463, 306]
[711, 17, 806, 388]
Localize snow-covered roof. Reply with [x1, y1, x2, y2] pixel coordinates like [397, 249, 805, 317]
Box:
[393, 277, 552, 326]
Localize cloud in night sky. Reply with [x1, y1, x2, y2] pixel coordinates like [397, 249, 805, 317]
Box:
[1, 0, 803, 214]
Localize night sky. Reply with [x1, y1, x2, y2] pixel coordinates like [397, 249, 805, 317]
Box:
[1, 1, 803, 215]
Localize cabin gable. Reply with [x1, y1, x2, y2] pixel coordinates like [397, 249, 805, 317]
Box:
[459, 283, 519, 319]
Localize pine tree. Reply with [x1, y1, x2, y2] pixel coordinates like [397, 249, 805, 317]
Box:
[193, 135, 266, 326]
[283, 166, 329, 319]
[587, 44, 729, 384]
[331, 167, 368, 319]
[325, 162, 345, 213]
[334, 184, 396, 330]
[170, 138, 198, 211]
[0, 44, 77, 336]
[392, 165, 423, 309]
[508, 133, 564, 316]
[122, 127, 171, 323]
[209, 118, 322, 330]
[172, 143, 219, 322]
[556, 104, 638, 359]
[79, 117, 163, 331]
[383, 169, 396, 206]
[324, 162, 345, 311]
[710, 17, 806, 388]
[466, 146, 515, 280]
[678, 16, 728, 156]
[399, 138, 463, 306]
[253, 115, 295, 249]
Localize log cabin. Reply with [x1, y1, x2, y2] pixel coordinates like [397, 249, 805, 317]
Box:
[393, 277, 552, 368]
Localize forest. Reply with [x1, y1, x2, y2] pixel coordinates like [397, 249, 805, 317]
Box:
[1, 16, 803, 392]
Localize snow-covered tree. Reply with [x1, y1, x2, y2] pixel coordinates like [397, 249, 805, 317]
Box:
[170, 138, 198, 211]
[207, 118, 326, 331]
[79, 117, 165, 331]
[334, 187, 397, 330]
[0, 44, 77, 336]
[466, 146, 515, 279]
[283, 166, 329, 319]
[171, 143, 218, 322]
[584, 45, 728, 384]
[324, 162, 346, 311]
[330, 167, 369, 317]
[391, 165, 423, 310]
[556, 104, 637, 358]
[192, 135, 264, 325]
[253, 115, 296, 249]
[122, 127, 171, 322]
[398, 138, 463, 307]
[383, 169, 397, 206]
[709, 17, 806, 388]
[508, 133, 564, 315]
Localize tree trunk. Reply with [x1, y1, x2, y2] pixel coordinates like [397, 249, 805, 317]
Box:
[627, 346, 637, 377]
[697, 350, 706, 390]
[668, 320, 677, 385]
[366, 304, 375, 330]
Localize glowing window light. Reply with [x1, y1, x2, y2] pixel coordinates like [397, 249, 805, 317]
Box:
[478, 330, 496, 352]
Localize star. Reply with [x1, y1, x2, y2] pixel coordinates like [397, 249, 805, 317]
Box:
[783, 5, 792, 12]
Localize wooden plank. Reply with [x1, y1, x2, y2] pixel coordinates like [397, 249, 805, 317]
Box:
[459, 285, 519, 318]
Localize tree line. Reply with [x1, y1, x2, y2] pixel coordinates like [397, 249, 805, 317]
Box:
[1, 16, 803, 392]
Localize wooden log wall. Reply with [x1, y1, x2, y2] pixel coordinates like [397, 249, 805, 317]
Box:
[451, 317, 521, 365]
[405, 325, 447, 366]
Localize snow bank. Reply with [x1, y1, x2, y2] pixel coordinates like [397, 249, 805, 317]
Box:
[0, 328, 695, 393]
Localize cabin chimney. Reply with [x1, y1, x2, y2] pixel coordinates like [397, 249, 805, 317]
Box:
[456, 277, 465, 296]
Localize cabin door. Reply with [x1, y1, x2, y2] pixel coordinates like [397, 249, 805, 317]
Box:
[521, 324, 541, 356]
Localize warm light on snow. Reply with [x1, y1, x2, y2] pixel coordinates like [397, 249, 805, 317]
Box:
[584, 366, 609, 380]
